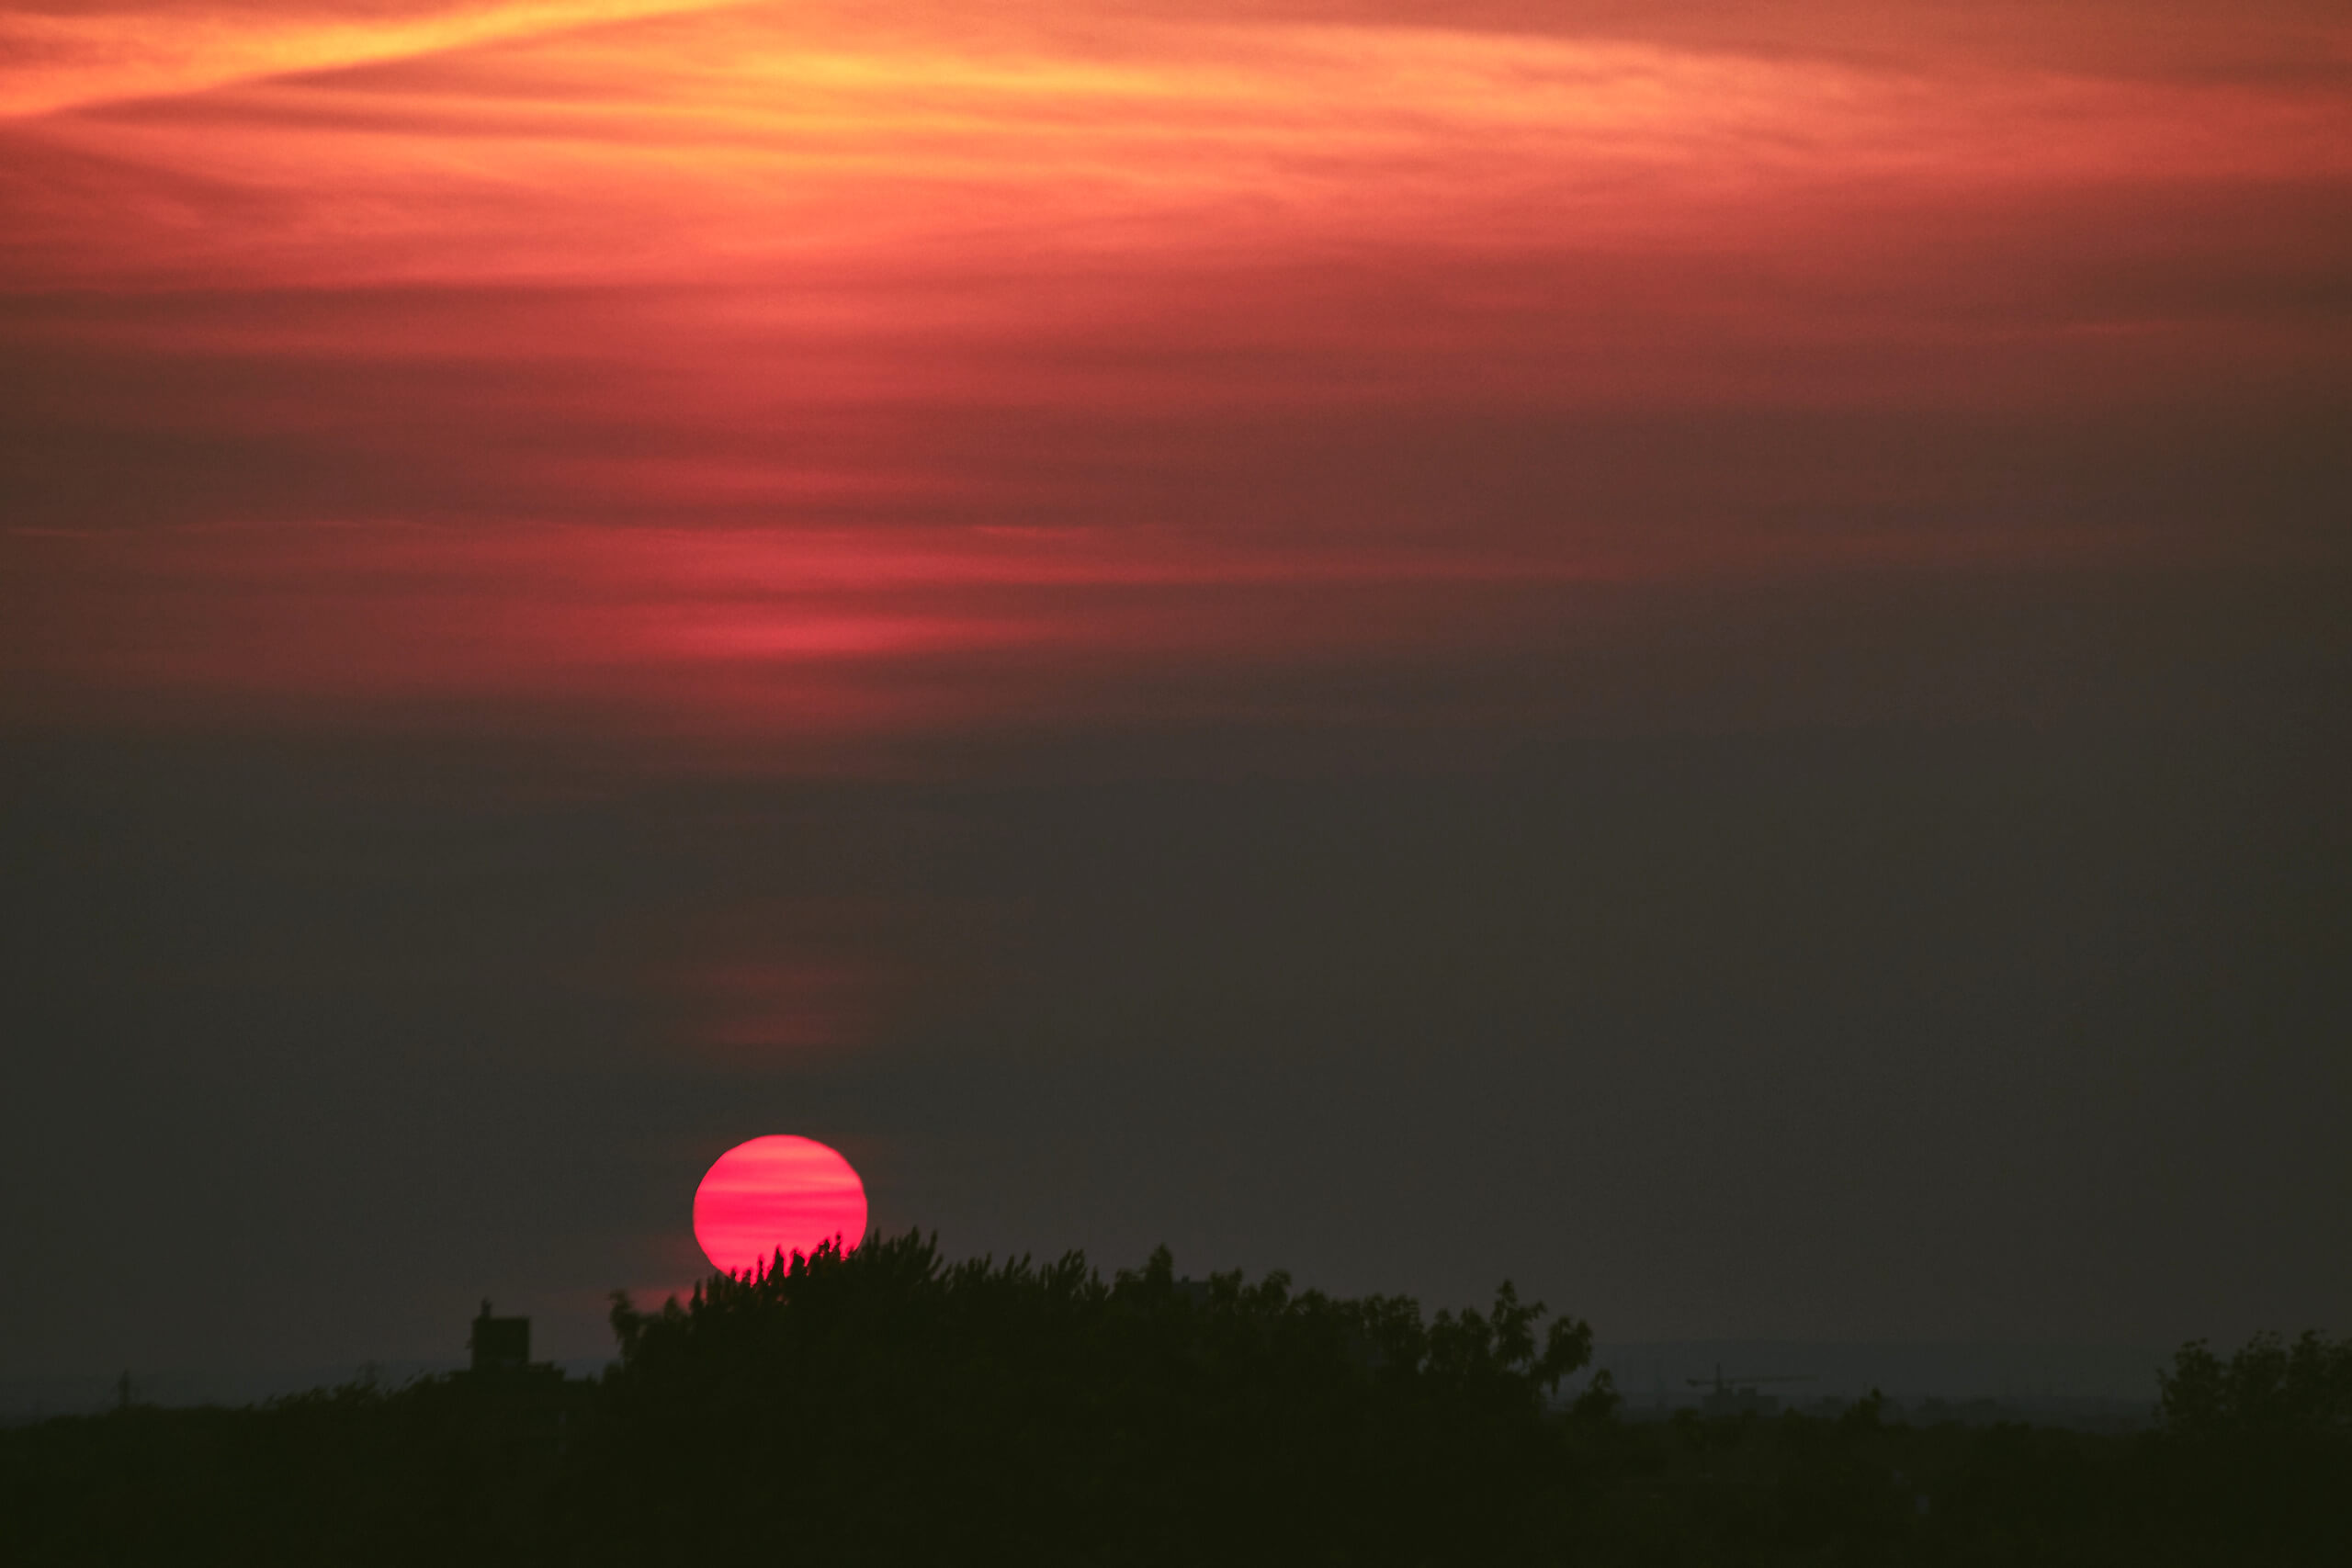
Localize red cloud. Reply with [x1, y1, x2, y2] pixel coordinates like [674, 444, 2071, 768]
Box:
[4, 2, 2345, 750]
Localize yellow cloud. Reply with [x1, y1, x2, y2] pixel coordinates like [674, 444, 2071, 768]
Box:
[0, 0, 735, 118]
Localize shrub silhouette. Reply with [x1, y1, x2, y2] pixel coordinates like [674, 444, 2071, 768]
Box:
[567, 1230, 1595, 1562]
[2154, 1329, 2352, 1555]
[4, 1237, 2344, 1566]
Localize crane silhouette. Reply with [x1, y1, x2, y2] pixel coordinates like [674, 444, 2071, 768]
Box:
[1687, 1364, 1818, 1395]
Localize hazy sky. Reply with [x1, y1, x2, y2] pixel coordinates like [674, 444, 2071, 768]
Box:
[4, 0, 2346, 1379]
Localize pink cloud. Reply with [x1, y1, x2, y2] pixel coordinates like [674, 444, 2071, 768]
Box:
[2, 1, 2344, 750]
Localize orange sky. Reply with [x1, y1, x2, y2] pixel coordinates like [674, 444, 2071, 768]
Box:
[4, 4, 2351, 1369]
[5, 0, 2347, 751]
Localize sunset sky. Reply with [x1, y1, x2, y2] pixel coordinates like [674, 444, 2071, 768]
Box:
[4, 0, 2346, 1383]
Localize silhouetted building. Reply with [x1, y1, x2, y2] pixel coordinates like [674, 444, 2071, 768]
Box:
[469, 1300, 529, 1372]
[1689, 1366, 1815, 1418]
[1701, 1385, 1781, 1418]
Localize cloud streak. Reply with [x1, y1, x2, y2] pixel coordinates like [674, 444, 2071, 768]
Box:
[0, 1, 737, 118]
[3, 0, 2346, 752]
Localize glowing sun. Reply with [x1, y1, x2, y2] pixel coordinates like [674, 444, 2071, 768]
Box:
[692, 1134, 868, 1276]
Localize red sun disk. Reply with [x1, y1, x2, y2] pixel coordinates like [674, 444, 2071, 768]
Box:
[693, 1134, 868, 1276]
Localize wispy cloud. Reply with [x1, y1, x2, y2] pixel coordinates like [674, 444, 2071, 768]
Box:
[0, 1, 739, 118]
[3, 2, 2345, 750]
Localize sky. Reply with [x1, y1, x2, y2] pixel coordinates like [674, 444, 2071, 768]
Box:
[3, 0, 2347, 1383]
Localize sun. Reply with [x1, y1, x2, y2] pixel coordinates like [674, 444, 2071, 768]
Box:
[692, 1134, 868, 1276]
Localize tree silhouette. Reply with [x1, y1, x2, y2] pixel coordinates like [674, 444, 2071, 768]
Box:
[571, 1231, 1596, 1562]
[2154, 1329, 2352, 1554]
[4, 1238, 2344, 1566]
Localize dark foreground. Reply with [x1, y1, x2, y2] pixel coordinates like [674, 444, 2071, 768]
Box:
[5, 1235, 2344, 1565]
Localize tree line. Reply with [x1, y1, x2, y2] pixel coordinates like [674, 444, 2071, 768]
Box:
[3, 1231, 2344, 1563]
